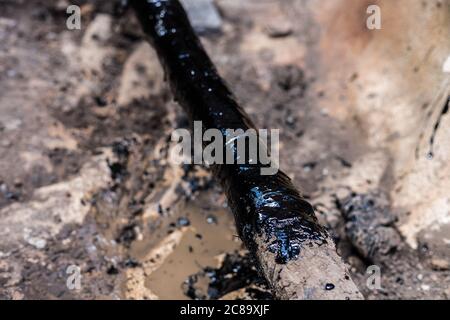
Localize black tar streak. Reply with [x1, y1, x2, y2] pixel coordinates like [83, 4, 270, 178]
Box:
[130, 0, 327, 264]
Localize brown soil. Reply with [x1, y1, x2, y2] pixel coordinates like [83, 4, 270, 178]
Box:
[0, 0, 449, 300]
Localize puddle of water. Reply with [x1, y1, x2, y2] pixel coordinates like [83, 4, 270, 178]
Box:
[134, 191, 241, 300]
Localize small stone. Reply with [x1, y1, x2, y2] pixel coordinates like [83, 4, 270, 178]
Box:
[285, 115, 295, 126]
[430, 258, 449, 271]
[206, 215, 217, 224]
[421, 284, 430, 291]
[27, 237, 46, 249]
[325, 283, 335, 290]
[124, 258, 139, 268]
[180, 0, 222, 34]
[302, 162, 316, 173]
[177, 217, 191, 227]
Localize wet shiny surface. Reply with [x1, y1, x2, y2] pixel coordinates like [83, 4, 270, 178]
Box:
[131, 0, 327, 264]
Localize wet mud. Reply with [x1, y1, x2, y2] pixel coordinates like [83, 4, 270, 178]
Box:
[1, 0, 449, 300]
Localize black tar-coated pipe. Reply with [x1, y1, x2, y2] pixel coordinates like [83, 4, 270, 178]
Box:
[130, 0, 327, 264]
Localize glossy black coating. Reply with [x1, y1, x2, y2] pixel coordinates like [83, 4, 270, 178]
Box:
[130, 0, 327, 264]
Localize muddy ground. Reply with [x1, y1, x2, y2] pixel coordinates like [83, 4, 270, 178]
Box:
[0, 0, 449, 300]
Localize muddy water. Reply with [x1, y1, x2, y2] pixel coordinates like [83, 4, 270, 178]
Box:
[130, 191, 241, 299]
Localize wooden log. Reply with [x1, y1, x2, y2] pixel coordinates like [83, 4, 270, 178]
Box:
[130, 0, 363, 300]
